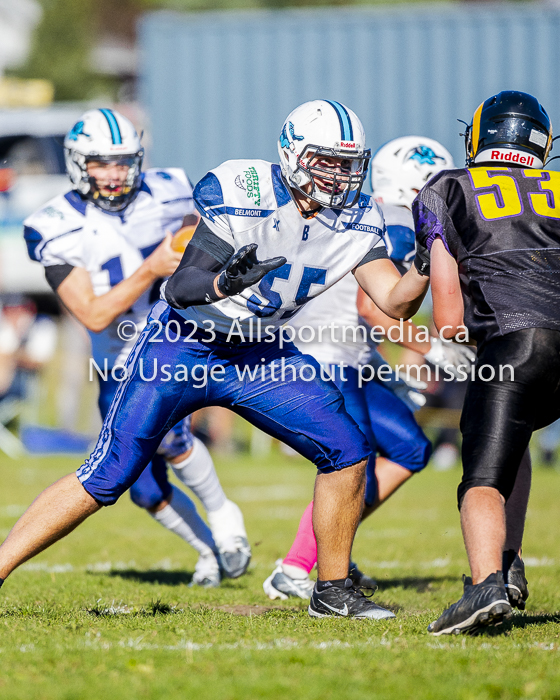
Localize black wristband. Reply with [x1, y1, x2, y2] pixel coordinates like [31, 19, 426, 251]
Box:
[414, 240, 431, 277]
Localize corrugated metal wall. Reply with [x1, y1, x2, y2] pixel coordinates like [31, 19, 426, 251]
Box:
[139, 4, 560, 183]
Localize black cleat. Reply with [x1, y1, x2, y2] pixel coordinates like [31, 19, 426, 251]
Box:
[503, 550, 529, 610]
[308, 578, 395, 620]
[428, 572, 512, 636]
[348, 561, 377, 592]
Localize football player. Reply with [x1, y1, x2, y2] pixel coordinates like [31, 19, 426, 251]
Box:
[0, 100, 430, 620]
[263, 137, 475, 601]
[416, 91, 557, 635]
[22, 108, 250, 586]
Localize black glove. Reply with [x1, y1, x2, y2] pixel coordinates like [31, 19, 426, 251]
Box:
[413, 240, 431, 277]
[217, 243, 287, 297]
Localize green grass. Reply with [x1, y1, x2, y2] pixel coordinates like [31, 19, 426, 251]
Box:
[0, 449, 559, 699]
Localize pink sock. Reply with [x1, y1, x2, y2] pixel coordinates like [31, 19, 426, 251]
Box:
[283, 500, 317, 574]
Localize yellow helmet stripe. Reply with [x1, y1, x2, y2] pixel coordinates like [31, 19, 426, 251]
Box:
[471, 102, 484, 158]
[544, 123, 554, 163]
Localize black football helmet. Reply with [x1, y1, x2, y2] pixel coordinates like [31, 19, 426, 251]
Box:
[464, 91, 552, 168]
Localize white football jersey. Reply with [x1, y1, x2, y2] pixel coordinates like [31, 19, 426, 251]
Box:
[292, 203, 415, 368]
[175, 160, 387, 336]
[24, 168, 194, 366]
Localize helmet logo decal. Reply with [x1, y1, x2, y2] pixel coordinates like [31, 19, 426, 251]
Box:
[489, 149, 536, 167]
[279, 121, 304, 150]
[406, 146, 444, 165]
[67, 121, 89, 141]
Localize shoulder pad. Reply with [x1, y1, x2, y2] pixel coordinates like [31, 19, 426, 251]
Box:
[24, 192, 85, 242]
[199, 160, 282, 220]
[340, 193, 385, 239]
[143, 168, 194, 203]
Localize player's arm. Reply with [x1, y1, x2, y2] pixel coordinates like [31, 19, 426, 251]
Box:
[164, 219, 285, 309]
[430, 238, 465, 339]
[356, 279, 474, 370]
[354, 257, 429, 321]
[411, 178, 465, 339]
[55, 232, 182, 332]
[356, 287, 431, 353]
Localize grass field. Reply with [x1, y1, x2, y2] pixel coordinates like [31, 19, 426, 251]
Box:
[0, 447, 559, 700]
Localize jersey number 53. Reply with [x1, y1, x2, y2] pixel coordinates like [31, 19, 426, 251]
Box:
[469, 168, 560, 221]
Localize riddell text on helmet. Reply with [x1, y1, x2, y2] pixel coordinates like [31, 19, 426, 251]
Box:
[489, 149, 535, 166]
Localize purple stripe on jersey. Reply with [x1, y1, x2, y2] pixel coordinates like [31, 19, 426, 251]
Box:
[414, 200, 451, 254]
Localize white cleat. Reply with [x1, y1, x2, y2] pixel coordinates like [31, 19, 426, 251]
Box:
[207, 500, 252, 578]
[190, 552, 221, 588]
[263, 562, 315, 601]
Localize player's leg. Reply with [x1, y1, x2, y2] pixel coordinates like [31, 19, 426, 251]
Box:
[504, 448, 531, 555]
[224, 339, 394, 619]
[362, 458, 413, 518]
[360, 377, 432, 518]
[98, 363, 220, 580]
[429, 385, 530, 635]
[428, 329, 560, 635]
[263, 501, 316, 600]
[160, 418, 250, 578]
[0, 314, 209, 582]
[0, 474, 99, 582]
[264, 368, 430, 598]
[332, 372, 430, 587]
[502, 449, 531, 609]
[130, 455, 221, 587]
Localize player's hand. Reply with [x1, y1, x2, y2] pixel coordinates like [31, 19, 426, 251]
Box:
[424, 337, 476, 377]
[147, 232, 183, 278]
[217, 244, 287, 297]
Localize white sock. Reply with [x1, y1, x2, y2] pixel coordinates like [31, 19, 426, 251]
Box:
[151, 485, 216, 557]
[169, 437, 226, 513]
[206, 499, 248, 551]
[282, 563, 310, 580]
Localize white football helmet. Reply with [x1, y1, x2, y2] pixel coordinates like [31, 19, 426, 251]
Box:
[64, 108, 144, 212]
[278, 100, 370, 208]
[371, 136, 454, 209]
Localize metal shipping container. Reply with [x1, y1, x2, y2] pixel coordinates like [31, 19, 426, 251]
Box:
[140, 4, 560, 182]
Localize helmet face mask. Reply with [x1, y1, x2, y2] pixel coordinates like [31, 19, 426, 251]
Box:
[85, 154, 143, 212]
[293, 144, 369, 208]
[278, 100, 371, 209]
[465, 91, 552, 169]
[64, 109, 144, 212]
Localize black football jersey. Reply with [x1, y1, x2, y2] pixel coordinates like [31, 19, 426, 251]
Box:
[413, 166, 560, 345]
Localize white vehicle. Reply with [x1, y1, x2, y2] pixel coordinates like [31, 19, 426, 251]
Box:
[0, 106, 92, 293]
